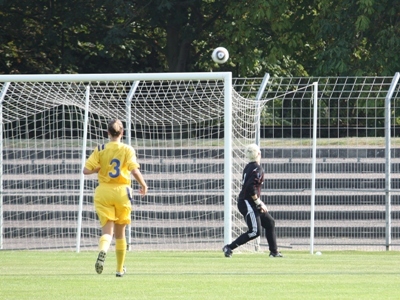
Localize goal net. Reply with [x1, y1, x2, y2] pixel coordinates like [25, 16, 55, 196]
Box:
[0, 73, 319, 252]
[0, 73, 239, 251]
[230, 79, 318, 253]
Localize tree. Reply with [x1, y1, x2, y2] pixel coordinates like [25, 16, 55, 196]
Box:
[0, 0, 157, 73]
[308, 0, 400, 76]
[1, 0, 399, 76]
[0, 0, 311, 75]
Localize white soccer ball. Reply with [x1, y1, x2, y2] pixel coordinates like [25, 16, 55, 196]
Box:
[211, 47, 229, 64]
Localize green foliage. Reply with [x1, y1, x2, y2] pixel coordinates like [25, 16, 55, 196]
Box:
[310, 0, 400, 76]
[0, 0, 399, 76]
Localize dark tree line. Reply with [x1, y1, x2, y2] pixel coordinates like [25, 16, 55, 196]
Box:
[1, 0, 399, 77]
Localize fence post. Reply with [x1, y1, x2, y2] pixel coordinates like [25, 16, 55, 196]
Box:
[310, 82, 318, 254]
[385, 72, 400, 251]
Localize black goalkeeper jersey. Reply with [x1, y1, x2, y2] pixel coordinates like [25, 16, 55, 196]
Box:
[238, 161, 264, 202]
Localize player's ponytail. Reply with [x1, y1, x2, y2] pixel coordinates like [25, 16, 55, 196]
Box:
[107, 119, 124, 137]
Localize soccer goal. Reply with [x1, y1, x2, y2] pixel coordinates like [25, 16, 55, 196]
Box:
[0, 72, 244, 251]
[0, 72, 325, 252]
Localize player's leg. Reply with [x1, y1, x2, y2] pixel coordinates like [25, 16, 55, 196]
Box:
[260, 212, 282, 257]
[94, 185, 117, 274]
[99, 221, 114, 251]
[223, 199, 261, 257]
[113, 186, 132, 277]
[94, 221, 114, 274]
[114, 223, 127, 277]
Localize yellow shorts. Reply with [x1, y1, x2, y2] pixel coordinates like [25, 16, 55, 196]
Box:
[93, 184, 133, 227]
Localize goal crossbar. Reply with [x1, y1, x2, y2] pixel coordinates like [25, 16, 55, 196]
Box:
[0, 73, 230, 83]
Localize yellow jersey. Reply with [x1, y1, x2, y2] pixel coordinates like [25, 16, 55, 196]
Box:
[85, 141, 140, 185]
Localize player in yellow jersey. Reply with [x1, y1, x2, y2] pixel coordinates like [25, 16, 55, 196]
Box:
[83, 119, 148, 277]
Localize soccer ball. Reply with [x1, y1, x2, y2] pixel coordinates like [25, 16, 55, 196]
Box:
[211, 47, 229, 64]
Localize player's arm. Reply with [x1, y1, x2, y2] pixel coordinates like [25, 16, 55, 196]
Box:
[131, 168, 148, 197]
[83, 148, 101, 175]
[83, 166, 101, 175]
[126, 146, 148, 196]
[248, 169, 267, 213]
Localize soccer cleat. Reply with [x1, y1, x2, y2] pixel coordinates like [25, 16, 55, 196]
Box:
[222, 245, 233, 258]
[116, 266, 126, 277]
[95, 250, 107, 274]
[269, 251, 283, 257]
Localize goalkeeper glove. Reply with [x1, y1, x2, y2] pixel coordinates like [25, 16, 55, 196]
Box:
[254, 198, 268, 213]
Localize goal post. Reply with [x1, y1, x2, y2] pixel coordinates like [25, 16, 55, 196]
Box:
[0, 82, 10, 249]
[0, 72, 235, 251]
[76, 86, 90, 253]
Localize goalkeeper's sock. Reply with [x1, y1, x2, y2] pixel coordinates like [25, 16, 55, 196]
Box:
[98, 234, 112, 253]
[115, 238, 127, 273]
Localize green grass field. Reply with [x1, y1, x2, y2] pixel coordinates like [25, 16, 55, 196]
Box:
[1, 250, 399, 300]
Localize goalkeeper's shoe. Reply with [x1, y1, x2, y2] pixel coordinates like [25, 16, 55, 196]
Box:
[95, 250, 107, 274]
[269, 251, 283, 258]
[116, 266, 126, 278]
[222, 245, 233, 258]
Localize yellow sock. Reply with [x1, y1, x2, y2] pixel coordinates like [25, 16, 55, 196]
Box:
[115, 238, 127, 273]
[98, 234, 112, 252]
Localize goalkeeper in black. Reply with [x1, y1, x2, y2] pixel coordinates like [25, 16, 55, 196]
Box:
[223, 143, 283, 258]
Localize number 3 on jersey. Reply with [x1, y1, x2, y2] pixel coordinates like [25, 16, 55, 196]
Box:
[109, 158, 121, 178]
